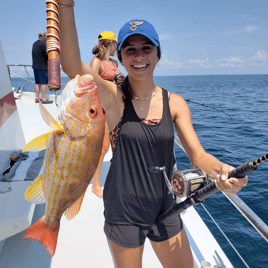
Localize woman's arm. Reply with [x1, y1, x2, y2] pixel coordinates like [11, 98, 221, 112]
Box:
[58, 1, 118, 111]
[58, 2, 88, 78]
[170, 94, 248, 194]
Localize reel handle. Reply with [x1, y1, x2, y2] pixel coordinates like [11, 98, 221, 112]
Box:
[148, 166, 165, 173]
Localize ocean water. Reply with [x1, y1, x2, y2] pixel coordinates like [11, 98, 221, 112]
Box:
[10, 74, 268, 267]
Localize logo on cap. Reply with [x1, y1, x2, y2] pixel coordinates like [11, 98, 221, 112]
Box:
[129, 21, 144, 31]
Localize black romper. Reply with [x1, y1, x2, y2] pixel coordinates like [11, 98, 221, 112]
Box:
[103, 89, 183, 247]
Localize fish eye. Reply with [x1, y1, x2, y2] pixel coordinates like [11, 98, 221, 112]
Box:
[89, 107, 97, 116]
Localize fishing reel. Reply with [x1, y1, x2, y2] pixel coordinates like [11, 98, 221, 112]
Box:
[148, 166, 208, 199]
[172, 168, 208, 198]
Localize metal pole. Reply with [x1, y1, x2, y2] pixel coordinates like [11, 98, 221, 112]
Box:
[23, 66, 35, 90]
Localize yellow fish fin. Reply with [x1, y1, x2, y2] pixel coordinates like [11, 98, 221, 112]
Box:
[25, 175, 45, 204]
[22, 132, 51, 152]
[39, 102, 62, 131]
[64, 191, 86, 220]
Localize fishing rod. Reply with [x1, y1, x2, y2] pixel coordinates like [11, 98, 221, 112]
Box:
[149, 153, 268, 225]
[185, 98, 231, 116]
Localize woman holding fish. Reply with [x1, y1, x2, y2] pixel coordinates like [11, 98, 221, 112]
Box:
[57, 2, 248, 267]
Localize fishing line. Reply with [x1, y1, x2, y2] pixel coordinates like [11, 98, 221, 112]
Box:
[200, 203, 250, 268]
[184, 97, 267, 161]
[185, 98, 231, 116]
[9, 71, 32, 82]
[219, 136, 267, 160]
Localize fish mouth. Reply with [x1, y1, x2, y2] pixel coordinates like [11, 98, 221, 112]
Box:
[74, 75, 96, 97]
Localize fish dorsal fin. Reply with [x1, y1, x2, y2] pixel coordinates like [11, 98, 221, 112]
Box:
[64, 192, 86, 220]
[39, 102, 62, 131]
[25, 175, 45, 204]
[22, 132, 51, 152]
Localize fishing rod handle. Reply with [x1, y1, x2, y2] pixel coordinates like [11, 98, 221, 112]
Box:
[194, 160, 257, 202]
[156, 197, 200, 224]
[46, 0, 61, 91]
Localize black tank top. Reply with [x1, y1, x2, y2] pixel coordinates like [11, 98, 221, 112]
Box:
[103, 89, 175, 226]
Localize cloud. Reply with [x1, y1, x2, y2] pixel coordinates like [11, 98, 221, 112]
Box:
[244, 26, 257, 33]
[188, 59, 204, 65]
[216, 57, 245, 67]
[252, 50, 267, 61]
[188, 58, 211, 68]
[160, 55, 183, 68]
[160, 55, 211, 69]
[160, 51, 267, 69]
[159, 34, 172, 41]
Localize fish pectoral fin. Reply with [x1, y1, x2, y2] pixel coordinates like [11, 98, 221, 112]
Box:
[22, 132, 51, 152]
[64, 192, 86, 220]
[25, 175, 45, 204]
[24, 216, 59, 257]
[39, 102, 63, 131]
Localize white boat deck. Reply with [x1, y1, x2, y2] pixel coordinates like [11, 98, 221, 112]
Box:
[0, 91, 234, 268]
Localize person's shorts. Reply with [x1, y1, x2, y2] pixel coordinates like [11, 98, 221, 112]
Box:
[33, 69, 48, 85]
[104, 215, 183, 248]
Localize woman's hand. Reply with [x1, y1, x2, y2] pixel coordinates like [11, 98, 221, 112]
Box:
[215, 164, 248, 194]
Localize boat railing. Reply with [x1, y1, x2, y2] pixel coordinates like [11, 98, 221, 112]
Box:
[174, 135, 268, 242]
[7, 64, 66, 90]
[174, 135, 268, 267]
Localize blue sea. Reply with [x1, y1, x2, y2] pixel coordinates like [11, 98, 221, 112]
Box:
[11, 74, 268, 267]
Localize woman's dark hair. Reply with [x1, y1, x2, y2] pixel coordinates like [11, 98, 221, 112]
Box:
[120, 76, 131, 104]
[92, 39, 114, 60]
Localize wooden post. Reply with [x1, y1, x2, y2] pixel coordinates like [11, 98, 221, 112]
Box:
[45, 0, 61, 92]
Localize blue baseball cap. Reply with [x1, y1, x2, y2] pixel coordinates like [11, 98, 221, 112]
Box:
[117, 20, 160, 51]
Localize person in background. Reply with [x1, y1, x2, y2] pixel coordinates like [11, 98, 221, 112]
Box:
[58, 2, 248, 267]
[32, 31, 53, 104]
[90, 31, 124, 198]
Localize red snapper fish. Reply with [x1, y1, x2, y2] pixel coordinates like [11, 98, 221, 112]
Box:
[23, 74, 105, 256]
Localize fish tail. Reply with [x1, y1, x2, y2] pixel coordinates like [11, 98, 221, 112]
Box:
[24, 216, 59, 257]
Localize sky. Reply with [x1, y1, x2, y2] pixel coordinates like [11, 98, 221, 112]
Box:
[0, 0, 267, 77]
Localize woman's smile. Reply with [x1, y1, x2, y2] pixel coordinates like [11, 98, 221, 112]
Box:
[132, 64, 149, 71]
